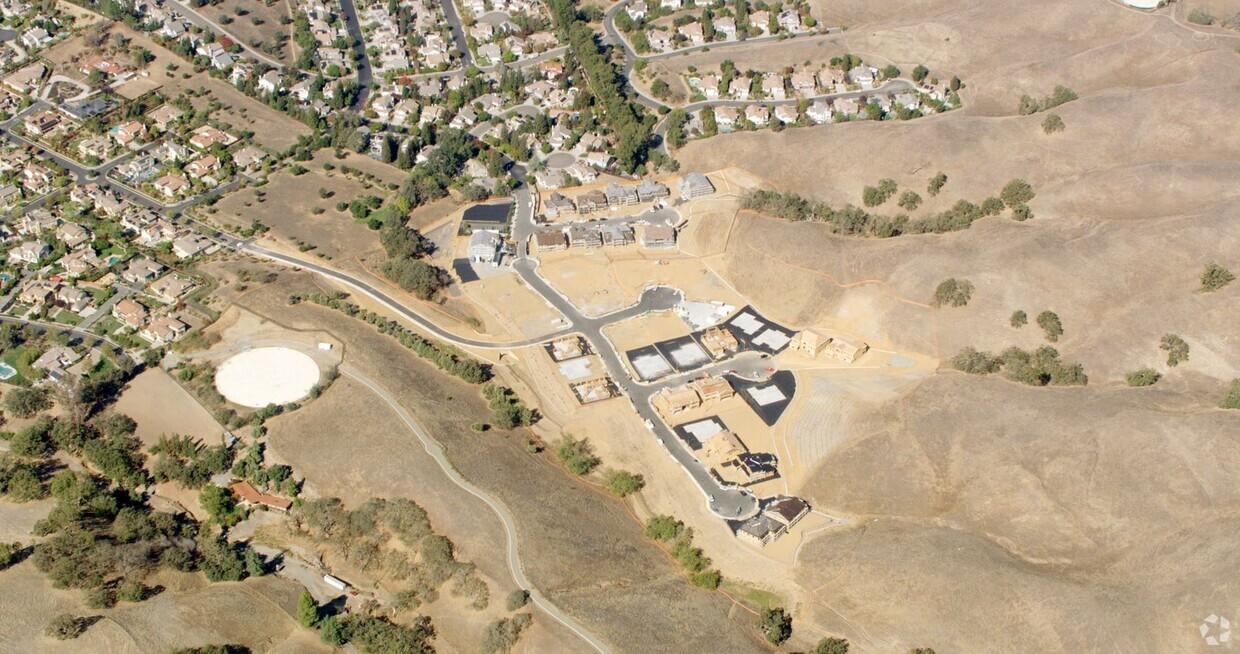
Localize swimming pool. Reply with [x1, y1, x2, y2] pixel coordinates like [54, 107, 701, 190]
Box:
[0, 362, 17, 380]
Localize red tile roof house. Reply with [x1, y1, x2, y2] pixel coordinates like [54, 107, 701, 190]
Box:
[229, 481, 293, 512]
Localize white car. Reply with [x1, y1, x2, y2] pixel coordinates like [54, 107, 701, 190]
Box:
[644, 419, 655, 430]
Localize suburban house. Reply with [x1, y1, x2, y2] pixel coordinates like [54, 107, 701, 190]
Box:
[679, 172, 716, 200]
[641, 224, 677, 248]
[54, 285, 93, 313]
[655, 386, 702, 415]
[533, 230, 568, 252]
[636, 180, 670, 202]
[141, 316, 190, 345]
[229, 480, 293, 512]
[148, 104, 184, 131]
[789, 329, 830, 356]
[600, 224, 634, 247]
[112, 298, 149, 329]
[184, 154, 221, 179]
[152, 173, 189, 198]
[699, 326, 739, 358]
[827, 334, 869, 362]
[24, 111, 61, 136]
[149, 275, 195, 303]
[468, 229, 504, 265]
[109, 121, 147, 147]
[848, 65, 875, 86]
[745, 104, 771, 124]
[761, 74, 786, 100]
[737, 495, 810, 546]
[188, 126, 237, 150]
[605, 183, 639, 206]
[77, 135, 112, 160]
[774, 104, 798, 123]
[714, 106, 739, 127]
[544, 193, 576, 217]
[172, 234, 212, 259]
[791, 70, 818, 93]
[567, 224, 602, 248]
[121, 257, 165, 284]
[55, 222, 91, 248]
[575, 190, 608, 214]
[807, 100, 833, 124]
[232, 146, 267, 171]
[8, 240, 49, 264]
[690, 375, 734, 402]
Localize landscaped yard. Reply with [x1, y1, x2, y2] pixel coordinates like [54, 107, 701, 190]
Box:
[0, 347, 41, 386]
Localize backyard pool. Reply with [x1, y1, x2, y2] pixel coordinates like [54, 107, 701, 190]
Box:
[0, 362, 17, 380]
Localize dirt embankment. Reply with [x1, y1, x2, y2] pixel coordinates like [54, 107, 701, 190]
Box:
[237, 271, 768, 654]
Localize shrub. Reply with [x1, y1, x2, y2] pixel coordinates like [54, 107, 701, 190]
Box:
[862, 178, 898, 207]
[927, 172, 947, 196]
[1188, 8, 1215, 24]
[1220, 380, 1240, 409]
[816, 637, 851, 654]
[758, 606, 793, 645]
[1160, 334, 1189, 367]
[1126, 368, 1161, 387]
[481, 614, 532, 654]
[1000, 179, 1035, 208]
[606, 470, 644, 497]
[552, 437, 598, 475]
[46, 614, 88, 640]
[1201, 263, 1235, 292]
[1041, 114, 1065, 134]
[1011, 204, 1034, 221]
[933, 278, 974, 307]
[1010, 310, 1028, 328]
[897, 190, 922, 211]
[506, 589, 529, 611]
[644, 515, 684, 541]
[951, 347, 1001, 375]
[1037, 311, 1063, 342]
[0, 541, 22, 569]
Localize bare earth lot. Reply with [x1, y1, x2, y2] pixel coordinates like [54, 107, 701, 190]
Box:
[235, 269, 768, 653]
[663, 0, 1240, 649]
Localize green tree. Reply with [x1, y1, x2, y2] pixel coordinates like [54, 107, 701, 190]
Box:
[757, 606, 793, 645]
[933, 278, 974, 307]
[1201, 263, 1235, 292]
[506, 589, 529, 611]
[46, 614, 88, 640]
[1010, 310, 1028, 328]
[606, 470, 644, 497]
[1037, 311, 1063, 342]
[952, 347, 1000, 375]
[898, 190, 922, 211]
[816, 637, 851, 654]
[1042, 113, 1065, 134]
[199, 485, 244, 527]
[552, 437, 598, 475]
[644, 515, 684, 541]
[927, 172, 947, 196]
[297, 590, 320, 628]
[1126, 367, 1161, 387]
[1220, 379, 1240, 409]
[1000, 179, 1035, 207]
[381, 258, 448, 300]
[5, 388, 51, 419]
[11, 419, 55, 458]
[911, 65, 929, 82]
[1160, 334, 1189, 367]
[0, 541, 22, 568]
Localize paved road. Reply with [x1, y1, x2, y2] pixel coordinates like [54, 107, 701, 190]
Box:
[167, 0, 288, 70]
[341, 364, 609, 653]
[440, 0, 474, 68]
[507, 167, 761, 520]
[336, 0, 373, 109]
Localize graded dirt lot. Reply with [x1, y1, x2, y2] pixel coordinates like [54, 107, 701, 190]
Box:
[114, 368, 225, 447]
[662, 0, 1240, 649]
[233, 268, 768, 653]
